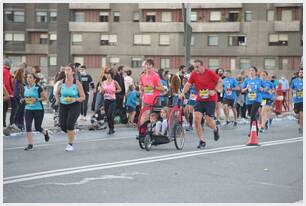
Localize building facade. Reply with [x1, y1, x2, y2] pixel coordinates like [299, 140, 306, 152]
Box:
[3, 3, 303, 83]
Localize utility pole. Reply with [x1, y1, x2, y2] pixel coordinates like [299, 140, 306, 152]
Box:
[182, 3, 192, 68]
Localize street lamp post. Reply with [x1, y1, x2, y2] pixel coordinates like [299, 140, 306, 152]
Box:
[182, 3, 192, 68]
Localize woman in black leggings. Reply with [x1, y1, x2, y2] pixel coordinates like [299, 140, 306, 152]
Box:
[100, 69, 121, 135]
[241, 66, 265, 135]
[21, 73, 50, 150]
[55, 64, 85, 152]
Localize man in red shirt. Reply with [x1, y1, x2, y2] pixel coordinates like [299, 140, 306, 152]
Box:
[180, 59, 223, 149]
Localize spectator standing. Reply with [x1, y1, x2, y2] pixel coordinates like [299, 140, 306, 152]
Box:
[80, 65, 95, 120]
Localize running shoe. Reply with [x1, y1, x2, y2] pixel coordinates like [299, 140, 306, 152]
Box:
[108, 129, 115, 135]
[233, 121, 238, 127]
[224, 121, 231, 126]
[265, 121, 269, 130]
[259, 127, 265, 133]
[216, 119, 221, 126]
[214, 125, 220, 141]
[197, 140, 206, 149]
[65, 144, 74, 152]
[24, 144, 33, 151]
[269, 118, 273, 126]
[44, 130, 50, 142]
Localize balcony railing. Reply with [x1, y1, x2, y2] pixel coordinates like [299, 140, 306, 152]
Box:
[69, 22, 109, 32]
[69, 3, 110, 9]
[25, 44, 48, 54]
[274, 21, 300, 32]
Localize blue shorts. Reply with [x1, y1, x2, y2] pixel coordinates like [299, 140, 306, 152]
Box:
[127, 106, 136, 113]
[187, 100, 196, 106]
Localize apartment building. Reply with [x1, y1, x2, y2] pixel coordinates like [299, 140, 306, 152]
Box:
[3, 3, 303, 82]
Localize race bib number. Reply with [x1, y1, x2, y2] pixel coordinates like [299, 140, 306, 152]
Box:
[64, 96, 74, 103]
[25, 97, 35, 105]
[248, 92, 256, 100]
[226, 89, 232, 96]
[199, 89, 209, 99]
[297, 90, 303, 97]
[190, 94, 197, 101]
[144, 85, 154, 95]
[261, 99, 267, 106]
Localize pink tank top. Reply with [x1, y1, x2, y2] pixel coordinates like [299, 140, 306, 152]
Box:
[102, 80, 116, 100]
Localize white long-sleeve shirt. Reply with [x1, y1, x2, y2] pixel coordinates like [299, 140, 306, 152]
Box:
[156, 119, 168, 136]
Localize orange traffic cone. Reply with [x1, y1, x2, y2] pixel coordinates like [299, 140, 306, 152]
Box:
[247, 121, 260, 146]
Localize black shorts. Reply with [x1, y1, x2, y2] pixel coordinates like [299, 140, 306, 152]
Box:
[194, 101, 216, 117]
[294, 102, 303, 114]
[223, 98, 235, 107]
[217, 92, 223, 102]
[261, 98, 273, 107]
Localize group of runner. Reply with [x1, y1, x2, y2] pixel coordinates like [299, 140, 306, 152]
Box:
[3, 57, 303, 151]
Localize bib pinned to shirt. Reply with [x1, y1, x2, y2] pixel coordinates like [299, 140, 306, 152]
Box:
[199, 89, 209, 99]
[190, 94, 197, 101]
[144, 85, 154, 95]
[296, 90, 303, 97]
[248, 92, 256, 100]
[261, 99, 267, 106]
[25, 97, 35, 105]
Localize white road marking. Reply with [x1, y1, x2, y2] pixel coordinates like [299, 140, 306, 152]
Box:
[4, 136, 135, 151]
[4, 137, 302, 185]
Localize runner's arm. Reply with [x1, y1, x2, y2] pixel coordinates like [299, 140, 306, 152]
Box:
[180, 82, 192, 98]
[75, 80, 86, 103]
[214, 78, 223, 93]
[114, 81, 122, 93]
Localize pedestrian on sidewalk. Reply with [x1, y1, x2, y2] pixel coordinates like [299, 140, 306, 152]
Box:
[80, 65, 94, 120]
[55, 64, 85, 152]
[21, 73, 50, 151]
[100, 68, 122, 134]
[126, 84, 138, 127]
[290, 68, 303, 134]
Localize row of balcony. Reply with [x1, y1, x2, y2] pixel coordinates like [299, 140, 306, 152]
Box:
[68, 3, 300, 9]
[68, 21, 301, 33]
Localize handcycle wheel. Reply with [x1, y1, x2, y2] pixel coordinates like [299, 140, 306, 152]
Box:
[174, 124, 185, 150]
[144, 135, 152, 151]
[138, 138, 145, 149]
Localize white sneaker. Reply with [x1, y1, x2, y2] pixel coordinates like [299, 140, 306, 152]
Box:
[65, 144, 74, 152]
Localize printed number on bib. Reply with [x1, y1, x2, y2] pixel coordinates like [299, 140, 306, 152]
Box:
[144, 85, 154, 95]
[25, 97, 35, 105]
[199, 89, 209, 99]
[64, 97, 73, 102]
[248, 92, 256, 100]
[261, 99, 267, 106]
[190, 94, 197, 101]
[297, 90, 303, 97]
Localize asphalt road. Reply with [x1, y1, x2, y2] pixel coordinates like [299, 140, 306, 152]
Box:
[3, 119, 303, 203]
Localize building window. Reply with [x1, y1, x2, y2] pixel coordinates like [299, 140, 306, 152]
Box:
[49, 33, 57, 44]
[4, 10, 24, 22]
[6, 56, 26, 68]
[191, 11, 197, 22]
[230, 58, 236, 70]
[40, 34, 48, 44]
[36, 11, 47, 23]
[244, 11, 252, 22]
[133, 12, 140, 22]
[240, 58, 251, 70]
[113, 11, 120, 22]
[161, 11, 172, 22]
[75, 12, 85, 22]
[100, 12, 109, 22]
[267, 10, 274, 21]
[228, 11, 240, 22]
[269, 34, 288, 46]
[229, 35, 247, 46]
[159, 34, 170, 45]
[72, 34, 82, 45]
[191, 35, 195, 46]
[74, 56, 84, 65]
[264, 58, 276, 69]
[100, 34, 118, 46]
[208, 59, 220, 70]
[208, 35, 219, 46]
[49, 56, 57, 66]
[110, 57, 120, 65]
[40, 56, 48, 67]
[5, 33, 25, 42]
[146, 12, 156, 22]
[49, 11, 57, 23]
[281, 9, 292, 21]
[161, 58, 170, 69]
[101, 57, 107, 68]
[210, 11, 221, 22]
[134, 34, 151, 45]
[131, 57, 143, 68]
[281, 58, 289, 70]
